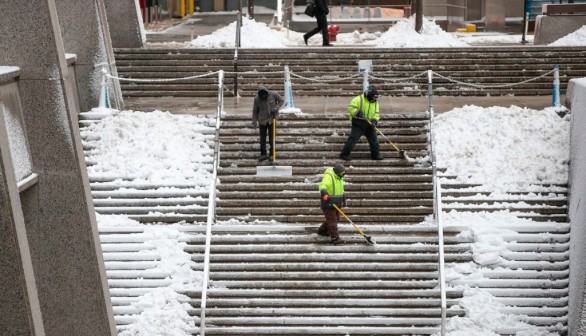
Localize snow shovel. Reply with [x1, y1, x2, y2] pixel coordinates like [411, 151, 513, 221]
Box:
[256, 117, 293, 177]
[365, 119, 412, 161]
[332, 204, 375, 245]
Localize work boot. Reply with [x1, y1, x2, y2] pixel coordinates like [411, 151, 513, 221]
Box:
[372, 156, 384, 161]
[330, 237, 344, 245]
[317, 227, 330, 237]
[258, 155, 268, 162]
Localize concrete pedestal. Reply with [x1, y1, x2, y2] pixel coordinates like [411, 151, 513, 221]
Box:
[104, 0, 145, 48]
[0, 1, 116, 335]
[483, 0, 506, 31]
[55, 0, 123, 111]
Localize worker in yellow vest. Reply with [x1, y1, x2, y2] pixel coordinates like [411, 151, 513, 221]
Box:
[318, 163, 347, 244]
[340, 87, 383, 161]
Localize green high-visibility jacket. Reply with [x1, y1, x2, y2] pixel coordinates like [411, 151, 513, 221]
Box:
[348, 94, 380, 121]
[318, 168, 345, 196]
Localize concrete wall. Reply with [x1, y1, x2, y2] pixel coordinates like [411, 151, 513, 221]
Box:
[55, 0, 123, 111]
[534, 15, 586, 45]
[0, 67, 45, 336]
[567, 77, 586, 336]
[0, 1, 116, 335]
[104, 0, 145, 48]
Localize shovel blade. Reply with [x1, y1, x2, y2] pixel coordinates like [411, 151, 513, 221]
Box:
[256, 165, 293, 177]
[364, 235, 376, 245]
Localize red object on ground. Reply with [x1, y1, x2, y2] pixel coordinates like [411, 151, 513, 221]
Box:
[328, 25, 339, 42]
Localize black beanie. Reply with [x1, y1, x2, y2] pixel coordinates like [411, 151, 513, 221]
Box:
[333, 163, 347, 177]
[366, 86, 379, 101]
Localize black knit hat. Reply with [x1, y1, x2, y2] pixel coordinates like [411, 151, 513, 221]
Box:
[333, 163, 347, 177]
[366, 86, 379, 101]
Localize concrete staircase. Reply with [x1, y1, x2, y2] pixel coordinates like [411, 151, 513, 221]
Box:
[201, 112, 461, 335]
[113, 47, 586, 98]
[81, 109, 570, 334]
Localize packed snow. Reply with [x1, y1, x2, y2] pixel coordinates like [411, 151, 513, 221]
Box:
[81, 110, 214, 186]
[550, 25, 586, 46]
[374, 16, 469, 48]
[434, 105, 570, 192]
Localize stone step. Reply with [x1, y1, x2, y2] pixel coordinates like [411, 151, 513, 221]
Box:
[202, 326, 439, 335]
[215, 199, 432, 207]
[218, 135, 428, 145]
[217, 175, 432, 183]
[217, 190, 433, 199]
[217, 167, 431, 176]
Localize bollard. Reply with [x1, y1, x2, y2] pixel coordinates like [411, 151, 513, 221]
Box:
[284, 66, 295, 109]
[98, 68, 110, 109]
[362, 69, 370, 93]
[552, 65, 560, 108]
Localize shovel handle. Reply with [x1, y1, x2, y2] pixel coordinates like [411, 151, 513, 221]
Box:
[362, 118, 401, 152]
[332, 204, 367, 236]
[272, 118, 276, 163]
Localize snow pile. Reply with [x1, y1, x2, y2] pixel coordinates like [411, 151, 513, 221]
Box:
[99, 216, 202, 335]
[549, 25, 586, 46]
[445, 288, 558, 336]
[190, 18, 290, 48]
[436, 210, 563, 336]
[82, 110, 214, 186]
[118, 288, 195, 336]
[375, 16, 469, 48]
[434, 105, 570, 191]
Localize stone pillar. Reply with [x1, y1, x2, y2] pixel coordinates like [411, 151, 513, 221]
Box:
[566, 78, 586, 336]
[483, 0, 506, 31]
[55, 0, 123, 111]
[0, 68, 45, 336]
[104, 0, 145, 48]
[0, 2, 116, 336]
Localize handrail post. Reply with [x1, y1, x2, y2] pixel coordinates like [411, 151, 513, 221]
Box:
[199, 70, 223, 336]
[428, 68, 446, 335]
[233, 11, 241, 96]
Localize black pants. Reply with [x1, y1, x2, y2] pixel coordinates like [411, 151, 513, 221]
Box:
[259, 123, 274, 156]
[319, 208, 341, 239]
[341, 118, 381, 159]
[304, 11, 329, 45]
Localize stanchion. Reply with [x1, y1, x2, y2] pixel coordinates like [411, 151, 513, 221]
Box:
[362, 69, 370, 93]
[98, 68, 110, 109]
[281, 66, 301, 114]
[552, 65, 560, 109]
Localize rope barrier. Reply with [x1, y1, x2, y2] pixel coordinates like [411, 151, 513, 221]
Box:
[105, 71, 220, 83]
[432, 69, 555, 89]
[290, 72, 362, 83]
[103, 64, 557, 92]
[370, 70, 428, 83]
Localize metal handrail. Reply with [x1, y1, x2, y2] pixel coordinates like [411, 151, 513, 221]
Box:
[233, 11, 241, 96]
[428, 70, 447, 335]
[199, 70, 224, 336]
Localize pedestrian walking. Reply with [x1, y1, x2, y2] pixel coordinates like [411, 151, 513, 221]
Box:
[340, 87, 383, 161]
[318, 163, 347, 244]
[252, 86, 284, 162]
[303, 0, 333, 46]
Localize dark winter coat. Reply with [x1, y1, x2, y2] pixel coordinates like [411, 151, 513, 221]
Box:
[252, 86, 284, 125]
[314, 0, 329, 14]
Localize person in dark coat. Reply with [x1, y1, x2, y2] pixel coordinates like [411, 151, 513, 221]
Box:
[252, 86, 284, 162]
[340, 86, 383, 161]
[318, 163, 347, 244]
[303, 0, 333, 47]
